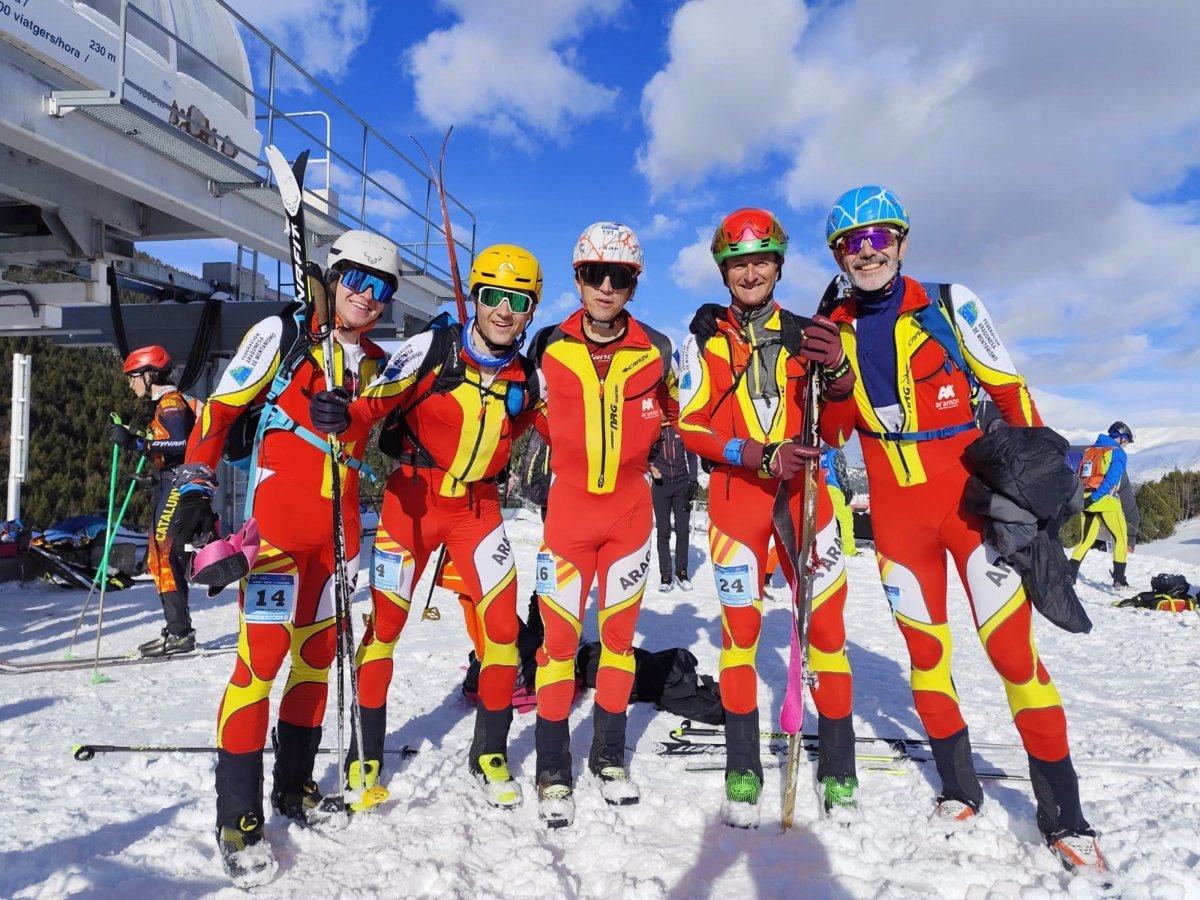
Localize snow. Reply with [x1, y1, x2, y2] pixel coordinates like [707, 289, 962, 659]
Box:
[3, 510, 1199, 898]
[1139, 516, 1200, 568]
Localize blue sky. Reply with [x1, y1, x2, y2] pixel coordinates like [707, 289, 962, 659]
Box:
[159, 0, 1200, 434]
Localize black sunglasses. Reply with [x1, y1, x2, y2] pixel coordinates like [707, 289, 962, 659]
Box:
[576, 262, 637, 291]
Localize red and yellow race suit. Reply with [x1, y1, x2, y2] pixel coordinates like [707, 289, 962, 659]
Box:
[678, 303, 854, 778]
[819, 278, 1073, 774]
[185, 314, 384, 824]
[530, 309, 678, 721]
[334, 324, 536, 765]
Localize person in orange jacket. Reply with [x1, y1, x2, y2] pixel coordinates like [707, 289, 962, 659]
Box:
[678, 207, 857, 826]
[818, 185, 1105, 875]
[309, 244, 543, 811]
[110, 345, 197, 656]
[526, 221, 678, 827]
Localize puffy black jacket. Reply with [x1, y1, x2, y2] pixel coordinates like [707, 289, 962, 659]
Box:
[964, 427, 1092, 634]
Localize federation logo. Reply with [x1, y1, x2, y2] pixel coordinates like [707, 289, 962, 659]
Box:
[958, 300, 979, 327]
[229, 365, 253, 385]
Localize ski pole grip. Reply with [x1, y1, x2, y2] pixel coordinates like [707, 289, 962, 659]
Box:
[73, 745, 96, 761]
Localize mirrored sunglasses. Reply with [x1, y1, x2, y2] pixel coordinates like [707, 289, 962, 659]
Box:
[576, 262, 637, 291]
[340, 266, 397, 303]
[836, 226, 901, 256]
[476, 285, 535, 314]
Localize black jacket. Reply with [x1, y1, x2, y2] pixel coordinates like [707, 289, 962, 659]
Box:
[649, 426, 698, 485]
[964, 427, 1091, 634]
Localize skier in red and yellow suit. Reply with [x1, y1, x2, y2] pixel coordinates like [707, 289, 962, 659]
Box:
[310, 244, 543, 809]
[170, 232, 397, 863]
[819, 186, 1102, 864]
[527, 222, 677, 819]
[679, 208, 858, 822]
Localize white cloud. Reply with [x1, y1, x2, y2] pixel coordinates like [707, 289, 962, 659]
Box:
[543, 289, 579, 317]
[638, 0, 1200, 391]
[406, 0, 624, 144]
[642, 213, 682, 239]
[227, 0, 371, 82]
[669, 229, 722, 292]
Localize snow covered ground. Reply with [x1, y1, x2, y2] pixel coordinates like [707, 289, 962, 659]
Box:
[2, 509, 1199, 899]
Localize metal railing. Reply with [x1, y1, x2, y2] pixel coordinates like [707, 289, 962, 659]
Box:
[82, 0, 477, 294]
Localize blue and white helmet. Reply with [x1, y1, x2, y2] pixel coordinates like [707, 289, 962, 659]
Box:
[825, 185, 910, 246]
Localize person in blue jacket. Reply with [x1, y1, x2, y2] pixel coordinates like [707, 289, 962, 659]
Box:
[820, 445, 857, 558]
[1069, 421, 1133, 587]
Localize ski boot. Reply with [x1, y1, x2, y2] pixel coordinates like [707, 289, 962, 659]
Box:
[535, 715, 574, 827]
[721, 769, 763, 829]
[1046, 829, 1108, 878]
[1067, 558, 1081, 584]
[469, 705, 521, 808]
[820, 775, 859, 816]
[929, 727, 983, 826]
[271, 722, 347, 829]
[138, 628, 196, 658]
[217, 812, 277, 888]
[589, 708, 639, 806]
[1111, 562, 1129, 589]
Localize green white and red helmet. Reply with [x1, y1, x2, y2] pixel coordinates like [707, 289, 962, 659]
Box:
[710, 208, 789, 264]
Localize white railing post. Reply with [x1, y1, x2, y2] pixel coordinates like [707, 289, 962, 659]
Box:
[7, 353, 33, 522]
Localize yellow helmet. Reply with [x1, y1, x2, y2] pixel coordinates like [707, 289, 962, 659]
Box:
[468, 244, 543, 303]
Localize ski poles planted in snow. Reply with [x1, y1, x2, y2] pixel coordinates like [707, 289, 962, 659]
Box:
[65, 413, 147, 661]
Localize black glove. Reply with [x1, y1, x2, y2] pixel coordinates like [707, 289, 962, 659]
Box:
[688, 480, 700, 502]
[754, 440, 820, 480]
[166, 489, 218, 550]
[108, 423, 144, 452]
[689, 303, 725, 340]
[310, 387, 352, 435]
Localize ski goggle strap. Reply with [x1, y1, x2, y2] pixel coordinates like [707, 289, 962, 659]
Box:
[476, 285, 536, 314]
[575, 262, 637, 290]
[338, 266, 398, 303]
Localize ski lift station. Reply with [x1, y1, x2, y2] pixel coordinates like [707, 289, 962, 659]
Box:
[0, 0, 471, 360]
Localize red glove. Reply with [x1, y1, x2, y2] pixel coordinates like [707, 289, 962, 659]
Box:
[799, 315, 845, 369]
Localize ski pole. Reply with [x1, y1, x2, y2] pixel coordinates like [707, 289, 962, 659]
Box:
[87, 432, 123, 684]
[422, 545, 447, 621]
[65, 435, 148, 658]
[74, 743, 417, 762]
[411, 128, 468, 324]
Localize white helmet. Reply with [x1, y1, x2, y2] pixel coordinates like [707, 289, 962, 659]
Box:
[572, 222, 644, 273]
[326, 230, 401, 280]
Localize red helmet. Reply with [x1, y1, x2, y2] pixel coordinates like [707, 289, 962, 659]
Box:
[711, 208, 788, 264]
[122, 345, 172, 375]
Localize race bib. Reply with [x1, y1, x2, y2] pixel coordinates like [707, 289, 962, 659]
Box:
[714, 563, 753, 606]
[244, 573, 296, 624]
[370, 548, 403, 594]
[535, 552, 557, 595]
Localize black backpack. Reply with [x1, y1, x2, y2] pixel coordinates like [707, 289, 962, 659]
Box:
[1150, 573, 1191, 599]
[575, 641, 725, 725]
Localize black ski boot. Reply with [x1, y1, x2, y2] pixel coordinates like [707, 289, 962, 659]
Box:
[535, 716, 574, 828]
[271, 722, 343, 828]
[216, 750, 276, 886]
[137, 628, 196, 658]
[589, 708, 638, 805]
[1111, 562, 1129, 589]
